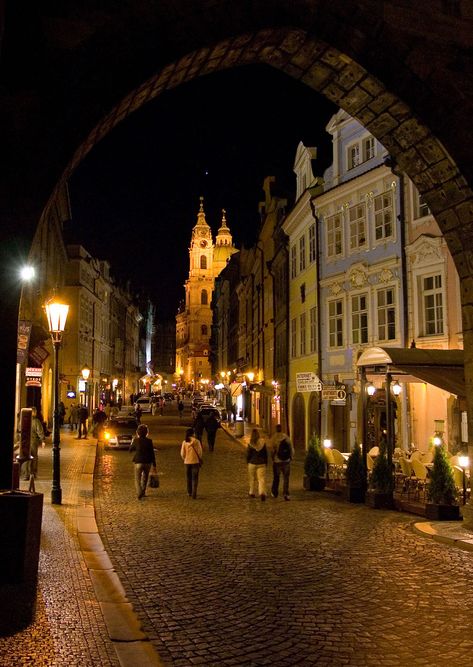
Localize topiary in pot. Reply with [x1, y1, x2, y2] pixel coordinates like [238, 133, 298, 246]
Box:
[367, 439, 394, 508]
[304, 435, 326, 491]
[425, 445, 462, 520]
[344, 441, 365, 503]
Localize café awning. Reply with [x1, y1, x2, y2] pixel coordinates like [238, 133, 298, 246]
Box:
[356, 347, 465, 397]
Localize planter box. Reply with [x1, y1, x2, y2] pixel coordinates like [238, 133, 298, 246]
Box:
[425, 503, 463, 521]
[344, 485, 365, 504]
[303, 475, 326, 491]
[366, 490, 394, 509]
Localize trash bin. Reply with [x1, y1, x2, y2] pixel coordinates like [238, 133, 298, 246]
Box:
[0, 490, 43, 584]
[235, 419, 244, 437]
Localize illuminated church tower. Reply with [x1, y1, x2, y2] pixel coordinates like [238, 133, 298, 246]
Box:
[176, 198, 237, 389]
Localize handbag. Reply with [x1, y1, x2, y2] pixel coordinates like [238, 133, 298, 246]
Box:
[148, 471, 160, 488]
[190, 443, 203, 467]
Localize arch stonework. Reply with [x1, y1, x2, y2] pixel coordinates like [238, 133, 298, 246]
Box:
[43, 28, 472, 451]
[2, 6, 473, 482]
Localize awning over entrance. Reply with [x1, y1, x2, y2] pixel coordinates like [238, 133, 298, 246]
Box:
[357, 347, 465, 397]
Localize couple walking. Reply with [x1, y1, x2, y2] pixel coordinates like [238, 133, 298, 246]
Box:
[247, 425, 294, 501]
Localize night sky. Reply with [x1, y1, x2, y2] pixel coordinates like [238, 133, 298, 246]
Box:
[68, 64, 336, 320]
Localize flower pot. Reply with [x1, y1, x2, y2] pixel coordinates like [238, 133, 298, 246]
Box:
[303, 475, 326, 491]
[366, 489, 394, 509]
[344, 485, 365, 504]
[425, 503, 463, 521]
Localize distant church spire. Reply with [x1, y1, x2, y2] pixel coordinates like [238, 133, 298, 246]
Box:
[216, 208, 232, 247]
[191, 195, 212, 246]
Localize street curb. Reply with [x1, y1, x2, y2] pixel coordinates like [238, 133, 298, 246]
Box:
[413, 521, 473, 553]
[76, 440, 164, 667]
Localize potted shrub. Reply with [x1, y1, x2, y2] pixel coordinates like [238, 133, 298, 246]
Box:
[303, 435, 326, 491]
[366, 440, 394, 509]
[344, 441, 365, 503]
[425, 445, 462, 520]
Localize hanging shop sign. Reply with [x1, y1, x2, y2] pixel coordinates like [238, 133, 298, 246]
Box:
[321, 387, 347, 401]
[25, 367, 42, 387]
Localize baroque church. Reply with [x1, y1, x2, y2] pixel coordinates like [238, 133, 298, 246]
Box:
[176, 198, 237, 389]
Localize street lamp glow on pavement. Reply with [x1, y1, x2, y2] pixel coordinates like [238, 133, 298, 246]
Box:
[45, 298, 69, 505]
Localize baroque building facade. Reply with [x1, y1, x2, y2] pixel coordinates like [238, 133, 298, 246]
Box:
[176, 198, 237, 390]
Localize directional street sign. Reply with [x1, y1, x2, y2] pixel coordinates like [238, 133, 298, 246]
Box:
[321, 387, 347, 401]
[296, 372, 322, 392]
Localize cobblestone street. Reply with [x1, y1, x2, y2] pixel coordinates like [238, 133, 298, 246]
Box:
[94, 414, 473, 667]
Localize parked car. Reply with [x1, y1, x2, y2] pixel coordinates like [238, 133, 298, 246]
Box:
[197, 405, 221, 424]
[134, 396, 152, 413]
[102, 417, 138, 450]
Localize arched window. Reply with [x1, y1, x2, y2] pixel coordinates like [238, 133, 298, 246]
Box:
[201, 289, 208, 305]
[200, 255, 207, 269]
[201, 324, 208, 336]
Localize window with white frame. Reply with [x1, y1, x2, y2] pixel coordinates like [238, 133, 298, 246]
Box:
[347, 143, 360, 170]
[309, 223, 316, 263]
[422, 274, 444, 335]
[374, 191, 394, 241]
[363, 136, 376, 161]
[329, 299, 344, 348]
[310, 306, 317, 353]
[291, 245, 297, 279]
[299, 235, 306, 272]
[377, 287, 396, 340]
[415, 191, 430, 219]
[300, 312, 306, 355]
[326, 213, 343, 258]
[349, 203, 367, 250]
[352, 294, 368, 344]
[291, 318, 297, 357]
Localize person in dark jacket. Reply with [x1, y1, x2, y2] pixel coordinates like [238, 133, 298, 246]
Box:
[129, 423, 157, 499]
[205, 414, 220, 452]
[246, 428, 268, 501]
[193, 412, 205, 443]
[77, 404, 89, 439]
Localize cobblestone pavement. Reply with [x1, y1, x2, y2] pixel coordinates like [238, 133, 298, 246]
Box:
[0, 433, 120, 667]
[94, 412, 473, 667]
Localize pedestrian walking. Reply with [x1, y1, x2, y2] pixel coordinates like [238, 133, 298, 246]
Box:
[70, 403, 79, 431]
[247, 428, 268, 501]
[22, 406, 44, 480]
[104, 402, 111, 419]
[77, 404, 89, 439]
[58, 401, 66, 427]
[178, 399, 184, 419]
[92, 407, 107, 440]
[269, 424, 294, 500]
[205, 413, 220, 452]
[193, 412, 204, 442]
[134, 403, 142, 424]
[180, 428, 203, 499]
[129, 423, 157, 500]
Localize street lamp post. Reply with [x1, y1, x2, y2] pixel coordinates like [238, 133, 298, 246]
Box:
[81, 364, 91, 407]
[45, 298, 69, 505]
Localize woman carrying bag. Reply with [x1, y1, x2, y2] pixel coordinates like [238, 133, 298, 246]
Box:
[180, 427, 203, 499]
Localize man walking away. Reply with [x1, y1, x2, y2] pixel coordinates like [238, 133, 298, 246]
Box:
[205, 413, 220, 452]
[178, 399, 184, 419]
[270, 424, 295, 500]
[77, 404, 89, 439]
[22, 407, 44, 480]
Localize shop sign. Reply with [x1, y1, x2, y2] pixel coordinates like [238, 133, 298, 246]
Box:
[17, 320, 32, 364]
[25, 367, 42, 387]
[322, 387, 347, 401]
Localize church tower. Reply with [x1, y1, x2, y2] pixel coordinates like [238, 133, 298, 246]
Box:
[176, 198, 237, 390]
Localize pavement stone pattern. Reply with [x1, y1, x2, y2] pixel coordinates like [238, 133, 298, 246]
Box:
[93, 410, 473, 667]
[0, 433, 120, 667]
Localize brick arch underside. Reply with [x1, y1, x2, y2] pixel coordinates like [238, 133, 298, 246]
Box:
[44, 26, 473, 444]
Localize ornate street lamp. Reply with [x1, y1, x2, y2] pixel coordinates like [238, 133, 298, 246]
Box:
[45, 297, 69, 505]
[81, 364, 90, 407]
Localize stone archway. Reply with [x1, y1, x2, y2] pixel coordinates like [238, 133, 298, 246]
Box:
[308, 392, 320, 439]
[292, 392, 306, 451]
[3, 14, 473, 484]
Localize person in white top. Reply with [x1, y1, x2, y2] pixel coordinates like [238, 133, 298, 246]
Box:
[180, 428, 203, 499]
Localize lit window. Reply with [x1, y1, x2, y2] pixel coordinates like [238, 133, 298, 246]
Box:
[352, 294, 368, 344]
[327, 213, 343, 258]
[291, 245, 297, 278]
[299, 235, 306, 272]
[422, 274, 444, 335]
[329, 300, 344, 348]
[309, 224, 316, 263]
[349, 203, 367, 250]
[300, 312, 306, 356]
[377, 288, 396, 340]
[348, 144, 360, 170]
[363, 136, 376, 161]
[374, 192, 394, 241]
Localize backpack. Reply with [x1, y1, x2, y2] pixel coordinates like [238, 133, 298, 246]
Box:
[277, 438, 292, 461]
